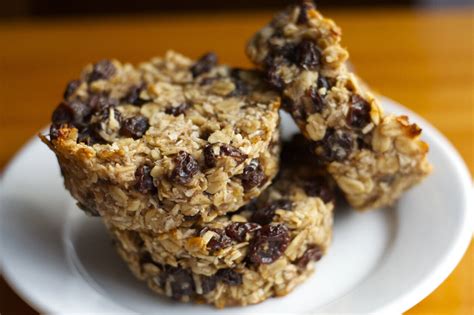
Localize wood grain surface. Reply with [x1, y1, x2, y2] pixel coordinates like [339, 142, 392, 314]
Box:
[0, 7, 473, 314]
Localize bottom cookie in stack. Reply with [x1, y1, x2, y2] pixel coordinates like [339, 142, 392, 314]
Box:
[108, 146, 335, 307]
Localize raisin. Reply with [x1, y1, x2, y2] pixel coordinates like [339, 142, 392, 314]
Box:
[251, 205, 275, 225]
[296, 0, 315, 24]
[87, 60, 116, 82]
[357, 136, 372, 150]
[249, 224, 290, 265]
[203, 144, 219, 168]
[215, 269, 242, 286]
[135, 165, 156, 194]
[304, 177, 334, 203]
[281, 96, 306, 121]
[201, 227, 232, 252]
[190, 52, 218, 78]
[121, 85, 148, 106]
[317, 76, 331, 91]
[265, 64, 285, 91]
[200, 275, 217, 294]
[119, 115, 149, 139]
[225, 222, 261, 242]
[52, 100, 92, 128]
[87, 93, 116, 113]
[204, 144, 247, 168]
[63, 79, 82, 99]
[347, 94, 371, 129]
[49, 123, 64, 141]
[318, 128, 353, 161]
[272, 43, 298, 63]
[161, 266, 195, 299]
[165, 103, 189, 116]
[76, 126, 105, 145]
[251, 199, 293, 225]
[169, 151, 199, 185]
[306, 86, 325, 113]
[296, 244, 323, 268]
[221, 144, 247, 164]
[241, 159, 265, 191]
[295, 39, 321, 70]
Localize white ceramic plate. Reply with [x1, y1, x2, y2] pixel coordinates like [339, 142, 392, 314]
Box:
[1, 97, 472, 314]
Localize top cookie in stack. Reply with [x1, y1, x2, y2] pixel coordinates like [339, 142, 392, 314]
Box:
[42, 51, 281, 233]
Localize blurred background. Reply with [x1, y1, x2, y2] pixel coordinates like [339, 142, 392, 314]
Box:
[0, 0, 471, 18]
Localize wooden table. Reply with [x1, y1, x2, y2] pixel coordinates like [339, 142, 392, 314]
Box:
[1, 7, 472, 314]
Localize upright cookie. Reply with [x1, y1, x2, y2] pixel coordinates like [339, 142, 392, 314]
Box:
[41, 51, 280, 232]
[247, 1, 432, 209]
[108, 154, 334, 307]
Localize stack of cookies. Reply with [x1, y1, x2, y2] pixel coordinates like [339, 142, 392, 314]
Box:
[42, 1, 431, 308]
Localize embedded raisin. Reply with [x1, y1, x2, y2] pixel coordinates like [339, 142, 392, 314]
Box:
[347, 95, 371, 128]
[296, 244, 323, 268]
[251, 199, 293, 225]
[135, 165, 156, 194]
[221, 144, 247, 164]
[165, 103, 189, 116]
[200, 275, 217, 294]
[225, 222, 261, 242]
[249, 224, 290, 265]
[77, 126, 105, 145]
[190, 52, 218, 77]
[169, 151, 199, 185]
[265, 64, 285, 91]
[215, 269, 242, 286]
[63, 79, 82, 99]
[307, 86, 325, 113]
[241, 159, 265, 191]
[52, 100, 91, 128]
[304, 177, 334, 203]
[295, 39, 321, 70]
[87, 60, 116, 82]
[204, 144, 247, 168]
[49, 123, 64, 141]
[317, 76, 331, 90]
[201, 227, 232, 252]
[91, 93, 118, 112]
[250, 206, 275, 225]
[272, 43, 298, 63]
[119, 115, 149, 139]
[281, 96, 307, 121]
[161, 266, 195, 299]
[203, 144, 218, 168]
[121, 85, 148, 106]
[318, 128, 353, 161]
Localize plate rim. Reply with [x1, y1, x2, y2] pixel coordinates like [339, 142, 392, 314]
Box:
[0, 96, 472, 314]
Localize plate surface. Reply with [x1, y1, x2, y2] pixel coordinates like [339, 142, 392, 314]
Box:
[1, 97, 472, 314]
